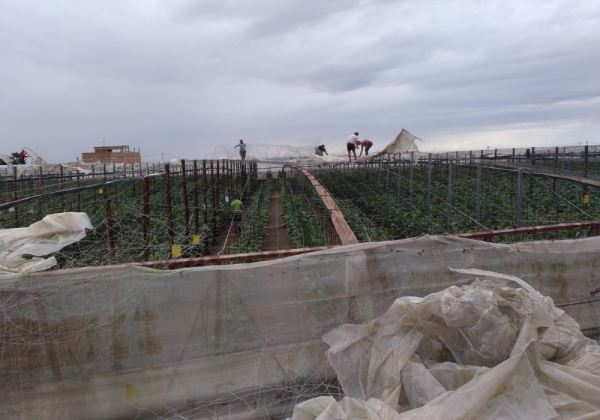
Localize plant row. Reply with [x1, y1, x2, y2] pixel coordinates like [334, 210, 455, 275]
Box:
[279, 176, 327, 248]
[233, 179, 273, 253]
[315, 164, 600, 241]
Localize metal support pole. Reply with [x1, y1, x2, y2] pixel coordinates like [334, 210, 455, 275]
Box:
[164, 163, 174, 248]
[409, 152, 414, 196]
[37, 167, 43, 218]
[193, 160, 200, 235]
[202, 160, 208, 225]
[60, 165, 64, 211]
[516, 169, 523, 227]
[12, 166, 18, 227]
[427, 154, 432, 212]
[181, 159, 190, 237]
[76, 170, 81, 211]
[447, 160, 453, 231]
[142, 176, 151, 261]
[386, 163, 390, 191]
[584, 145, 589, 178]
[476, 162, 482, 223]
[106, 198, 116, 264]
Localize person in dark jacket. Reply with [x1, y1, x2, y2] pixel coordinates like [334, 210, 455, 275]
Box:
[315, 145, 328, 156]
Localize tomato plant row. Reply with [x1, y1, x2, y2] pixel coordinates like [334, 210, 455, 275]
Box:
[280, 176, 327, 248]
[315, 164, 600, 241]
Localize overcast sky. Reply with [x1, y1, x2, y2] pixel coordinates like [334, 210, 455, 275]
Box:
[1, 0, 599, 161]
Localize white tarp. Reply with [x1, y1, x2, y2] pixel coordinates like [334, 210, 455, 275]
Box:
[2, 235, 600, 419]
[377, 129, 421, 155]
[0, 212, 92, 275]
[289, 269, 600, 419]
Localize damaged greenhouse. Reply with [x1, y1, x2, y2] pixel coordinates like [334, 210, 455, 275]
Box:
[2, 146, 600, 419]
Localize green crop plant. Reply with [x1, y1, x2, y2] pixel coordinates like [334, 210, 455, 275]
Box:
[279, 176, 326, 248]
[233, 179, 272, 253]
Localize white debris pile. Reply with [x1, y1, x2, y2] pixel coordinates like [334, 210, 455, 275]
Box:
[0, 212, 92, 275]
[289, 270, 600, 419]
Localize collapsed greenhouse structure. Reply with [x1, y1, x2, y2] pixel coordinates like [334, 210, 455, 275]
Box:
[2, 144, 600, 418]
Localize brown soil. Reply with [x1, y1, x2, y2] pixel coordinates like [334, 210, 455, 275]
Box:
[263, 184, 294, 251]
[208, 219, 241, 255]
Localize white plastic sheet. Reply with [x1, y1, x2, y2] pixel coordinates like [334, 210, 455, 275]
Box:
[0, 212, 92, 275]
[289, 271, 600, 419]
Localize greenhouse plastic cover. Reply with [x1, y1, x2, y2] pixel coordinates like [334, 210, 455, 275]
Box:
[2, 235, 600, 419]
[289, 269, 600, 420]
[0, 212, 92, 275]
[376, 128, 421, 156]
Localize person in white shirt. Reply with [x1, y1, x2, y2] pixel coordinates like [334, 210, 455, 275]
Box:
[234, 139, 247, 160]
[346, 132, 359, 161]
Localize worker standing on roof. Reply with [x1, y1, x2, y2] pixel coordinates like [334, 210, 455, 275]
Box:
[358, 139, 373, 157]
[234, 139, 247, 161]
[347, 132, 359, 162]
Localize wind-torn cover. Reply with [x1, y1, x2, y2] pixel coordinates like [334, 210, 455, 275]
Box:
[289, 270, 600, 419]
[0, 212, 92, 275]
[377, 129, 421, 155]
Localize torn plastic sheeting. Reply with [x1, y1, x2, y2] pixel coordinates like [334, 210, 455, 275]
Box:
[0, 212, 92, 275]
[289, 270, 600, 419]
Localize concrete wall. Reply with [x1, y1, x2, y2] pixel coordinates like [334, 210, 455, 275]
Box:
[0, 235, 599, 419]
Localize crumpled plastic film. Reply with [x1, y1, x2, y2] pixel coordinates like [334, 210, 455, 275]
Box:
[289, 271, 600, 419]
[0, 212, 92, 275]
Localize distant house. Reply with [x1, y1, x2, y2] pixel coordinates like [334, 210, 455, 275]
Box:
[81, 145, 141, 165]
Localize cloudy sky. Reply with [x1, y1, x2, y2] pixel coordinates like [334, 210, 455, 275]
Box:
[1, 0, 599, 161]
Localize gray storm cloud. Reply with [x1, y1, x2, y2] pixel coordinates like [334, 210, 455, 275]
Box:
[0, 0, 599, 161]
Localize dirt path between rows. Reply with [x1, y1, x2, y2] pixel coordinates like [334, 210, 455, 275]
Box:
[263, 184, 294, 251]
[208, 218, 240, 255]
